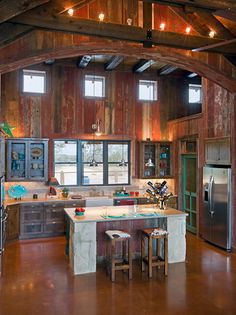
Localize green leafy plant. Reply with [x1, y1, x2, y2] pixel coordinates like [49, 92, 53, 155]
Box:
[61, 187, 69, 198]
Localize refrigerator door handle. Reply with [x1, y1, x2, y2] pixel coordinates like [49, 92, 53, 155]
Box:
[209, 176, 214, 216]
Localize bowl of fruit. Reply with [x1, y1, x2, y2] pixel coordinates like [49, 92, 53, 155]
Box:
[75, 207, 85, 216]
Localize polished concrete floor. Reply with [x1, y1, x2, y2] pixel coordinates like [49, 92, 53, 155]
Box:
[1, 233, 236, 315]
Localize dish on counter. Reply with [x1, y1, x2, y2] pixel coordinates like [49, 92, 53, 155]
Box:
[8, 185, 27, 199]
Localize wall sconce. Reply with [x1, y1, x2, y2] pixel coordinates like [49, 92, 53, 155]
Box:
[92, 119, 102, 136]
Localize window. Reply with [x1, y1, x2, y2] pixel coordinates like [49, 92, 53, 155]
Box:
[54, 140, 77, 185]
[22, 69, 46, 94]
[188, 84, 202, 103]
[53, 140, 130, 186]
[108, 142, 129, 184]
[85, 75, 105, 98]
[138, 80, 157, 101]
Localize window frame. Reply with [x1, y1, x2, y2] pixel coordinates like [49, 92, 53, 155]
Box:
[22, 69, 47, 94]
[188, 84, 202, 104]
[53, 139, 131, 186]
[138, 79, 158, 102]
[84, 74, 106, 98]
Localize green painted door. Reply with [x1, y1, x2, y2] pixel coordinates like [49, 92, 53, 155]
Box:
[182, 155, 197, 233]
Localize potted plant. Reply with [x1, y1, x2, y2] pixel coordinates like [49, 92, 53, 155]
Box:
[61, 187, 69, 199]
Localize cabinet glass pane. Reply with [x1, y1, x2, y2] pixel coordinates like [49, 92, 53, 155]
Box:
[159, 144, 171, 176]
[144, 144, 156, 177]
[11, 143, 26, 179]
[29, 143, 45, 179]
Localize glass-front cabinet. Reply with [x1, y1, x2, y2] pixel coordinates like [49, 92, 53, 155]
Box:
[139, 141, 172, 179]
[7, 138, 48, 181]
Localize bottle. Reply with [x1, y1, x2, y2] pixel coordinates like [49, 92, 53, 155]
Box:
[146, 189, 155, 197]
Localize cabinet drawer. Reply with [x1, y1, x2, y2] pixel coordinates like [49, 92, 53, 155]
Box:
[137, 198, 154, 205]
[21, 209, 43, 222]
[44, 222, 65, 234]
[45, 208, 64, 221]
[20, 203, 44, 211]
[44, 202, 65, 209]
[64, 200, 85, 208]
[20, 222, 44, 237]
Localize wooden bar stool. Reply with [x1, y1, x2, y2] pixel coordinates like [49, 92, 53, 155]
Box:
[105, 230, 132, 282]
[141, 228, 168, 278]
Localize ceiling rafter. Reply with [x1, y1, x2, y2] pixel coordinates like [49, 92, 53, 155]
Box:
[104, 56, 124, 71]
[142, 0, 236, 11]
[214, 9, 236, 23]
[10, 14, 236, 54]
[158, 65, 178, 75]
[133, 59, 156, 73]
[0, 23, 33, 48]
[0, 0, 49, 24]
[170, 7, 209, 36]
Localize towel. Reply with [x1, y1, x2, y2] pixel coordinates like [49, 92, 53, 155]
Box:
[105, 230, 131, 239]
[151, 228, 168, 236]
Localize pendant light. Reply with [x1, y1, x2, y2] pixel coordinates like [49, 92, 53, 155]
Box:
[119, 61, 127, 167]
[90, 55, 98, 167]
[145, 157, 154, 167]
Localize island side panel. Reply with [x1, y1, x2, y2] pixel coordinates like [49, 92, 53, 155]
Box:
[167, 216, 186, 263]
[69, 221, 97, 275]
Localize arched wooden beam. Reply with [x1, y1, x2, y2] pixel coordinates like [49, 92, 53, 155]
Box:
[0, 30, 235, 92]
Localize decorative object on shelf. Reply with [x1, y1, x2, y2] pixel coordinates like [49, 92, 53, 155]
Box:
[0, 122, 15, 138]
[145, 180, 173, 210]
[145, 157, 154, 167]
[31, 147, 43, 159]
[47, 177, 59, 196]
[75, 207, 85, 216]
[8, 184, 27, 200]
[61, 187, 69, 199]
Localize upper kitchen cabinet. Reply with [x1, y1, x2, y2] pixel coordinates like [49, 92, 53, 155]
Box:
[139, 141, 172, 179]
[205, 137, 230, 165]
[6, 138, 49, 182]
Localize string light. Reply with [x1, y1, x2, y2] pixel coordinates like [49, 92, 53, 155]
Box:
[98, 13, 105, 21]
[160, 22, 166, 31]
[185, 26, 191, 34]
[209, 30, 216, 38]
[127, 18, 132, 26]
[68, 8, 74, 16]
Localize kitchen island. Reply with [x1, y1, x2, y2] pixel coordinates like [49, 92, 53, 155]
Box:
[65, 205, 187, 275]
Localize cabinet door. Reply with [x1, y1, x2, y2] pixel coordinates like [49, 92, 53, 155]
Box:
[158, 143, 172, 177]
[20, 222, 44, 239]
[29, 141, 48, 181]
[64, 200, 86, 208]
[20, 204, 44, 222]
[218, 139, 230, 165]
[140, 142, 157, 178]
[44, 222, 65, 235]
[45, 208, 64, 222]
[6, 205, 20, 241]
[7, 140, 28, 181]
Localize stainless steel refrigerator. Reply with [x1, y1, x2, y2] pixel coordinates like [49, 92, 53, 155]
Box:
[202, 166, 231, 251]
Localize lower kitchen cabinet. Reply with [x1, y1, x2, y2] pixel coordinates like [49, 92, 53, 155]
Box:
[6, 204, 20, 241]
[19, 200, 85, 239]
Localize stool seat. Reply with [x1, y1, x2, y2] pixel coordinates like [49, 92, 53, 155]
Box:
[105, 230, 132, 282]
[141, 228, 168, 278]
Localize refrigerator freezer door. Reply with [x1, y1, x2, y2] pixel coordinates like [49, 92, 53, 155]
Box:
[202, 167, 213, 243]
[211, 168, 231, 250]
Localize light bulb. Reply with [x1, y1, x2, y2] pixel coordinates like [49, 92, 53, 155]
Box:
[98, 13, 105, 21]
[185, 26, 191, 34]
[68, 8, 74, 16]
[127, 18, 132, 26]
[209, 30, 216, 38]
[160, 23, 165, 31]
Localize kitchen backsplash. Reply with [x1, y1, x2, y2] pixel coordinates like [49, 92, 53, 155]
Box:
[4, 178, 175, 200]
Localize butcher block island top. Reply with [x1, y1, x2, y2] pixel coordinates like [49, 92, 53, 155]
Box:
[65, 205, 187, 275]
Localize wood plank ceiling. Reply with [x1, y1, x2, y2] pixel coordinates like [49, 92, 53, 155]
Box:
[0, 0, 235, 76]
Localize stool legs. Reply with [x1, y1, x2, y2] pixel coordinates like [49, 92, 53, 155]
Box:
[128, 239, 132, 280]
[141, 234, 145, 272]
[164, 237, 168, 276]
[111, 239, 116, 282]
[148, 237, 153, 278]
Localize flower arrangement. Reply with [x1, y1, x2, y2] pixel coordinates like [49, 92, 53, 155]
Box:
[61, 187, 69, 199]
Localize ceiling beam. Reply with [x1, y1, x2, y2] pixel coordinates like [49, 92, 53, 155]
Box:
[0, 23, 33, 48]
[76, 55, 92, 68]
[104, 56, 124, 71]
[142, 0, 236, 11]
[11, 14, 236, 54]
[195, 11, 234, 39]
[158, 65, 178, 75]
[170, 7, 209, 36]
[133, 59, 156, 73]
[214, 9, 236, 22]
[224, 55, 236, 67]
[0, 0, 49, 24]
[192, 37, 236, 52]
